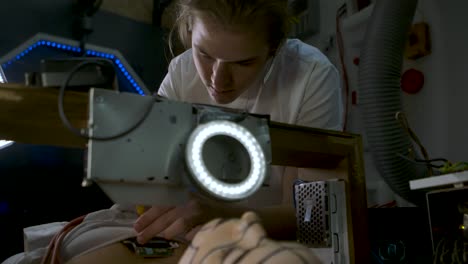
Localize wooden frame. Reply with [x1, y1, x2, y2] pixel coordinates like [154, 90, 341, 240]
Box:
[0, 84, 369, 263]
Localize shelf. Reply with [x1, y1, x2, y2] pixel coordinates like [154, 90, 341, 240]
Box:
[410, 170, 468, 190]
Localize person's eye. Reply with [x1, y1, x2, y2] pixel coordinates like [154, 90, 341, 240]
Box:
[199, 51, 213, 60]
[237, 60, 255, 67]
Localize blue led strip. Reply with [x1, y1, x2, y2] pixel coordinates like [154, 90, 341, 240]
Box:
[1, 40, 145, 95]
[85, 49, 145, 95]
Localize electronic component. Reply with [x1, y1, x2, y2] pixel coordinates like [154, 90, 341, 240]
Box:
[122, 237, 179, 258]
[293, 179, 349, 263]
[426, 186, 468, 263]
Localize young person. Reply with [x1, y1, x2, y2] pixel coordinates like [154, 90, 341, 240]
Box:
[135, 0, 343, 245]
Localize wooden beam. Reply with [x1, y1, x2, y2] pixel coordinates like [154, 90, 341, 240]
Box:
[0, 84, 87, 148]
[269, 121, 352, 168]
[0, 84, 352, 166]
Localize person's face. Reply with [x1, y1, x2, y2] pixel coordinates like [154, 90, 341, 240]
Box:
[191, 16, 271, 104]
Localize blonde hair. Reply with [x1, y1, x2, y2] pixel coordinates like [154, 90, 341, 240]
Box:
[169, 0, 291, 57]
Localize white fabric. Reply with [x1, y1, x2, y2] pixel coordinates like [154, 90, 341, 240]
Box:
[2, 250, 46, 264]
[60, 204, 138, 263]
[23, 222, 68, 253]
[2, 205, 138, 264]
[2, 222, 68, 264]
[158, 38, 343, 205]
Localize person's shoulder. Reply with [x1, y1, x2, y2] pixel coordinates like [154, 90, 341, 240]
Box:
[281, 38, 333, 67]
[168, 49, 196, 74]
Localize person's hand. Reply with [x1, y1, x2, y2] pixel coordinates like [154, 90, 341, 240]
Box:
[179, 211, 322, 264]
[133, 197, 214, 244]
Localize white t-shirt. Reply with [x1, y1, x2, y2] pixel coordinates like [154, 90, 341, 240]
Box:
[158, 39, 343, 206]
[158, 38, 343, 131]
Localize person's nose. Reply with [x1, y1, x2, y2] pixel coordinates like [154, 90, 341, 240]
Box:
[211, 61, 232, 90]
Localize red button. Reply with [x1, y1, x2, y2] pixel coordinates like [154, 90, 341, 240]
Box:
[401, 68, 424, 94]
[353, 57, 360, 66]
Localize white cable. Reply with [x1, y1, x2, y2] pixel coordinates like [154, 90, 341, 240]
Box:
[185, 120, 266, 201]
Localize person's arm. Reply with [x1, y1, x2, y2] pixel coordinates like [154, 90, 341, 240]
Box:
[135, 193, 298, 244]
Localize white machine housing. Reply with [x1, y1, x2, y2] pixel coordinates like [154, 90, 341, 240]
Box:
[85, 88, 272, 206]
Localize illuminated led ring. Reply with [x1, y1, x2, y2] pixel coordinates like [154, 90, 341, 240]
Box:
[186, 120, 266, 201]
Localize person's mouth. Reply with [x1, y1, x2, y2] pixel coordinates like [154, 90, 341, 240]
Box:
[209, 86, 234, 94]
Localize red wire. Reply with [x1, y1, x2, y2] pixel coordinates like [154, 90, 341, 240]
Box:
[41, 215, 87, 264]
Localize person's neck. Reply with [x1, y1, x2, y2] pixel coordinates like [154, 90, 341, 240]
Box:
[238, 56, 275, 100]
[208, 56, 275, 111]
